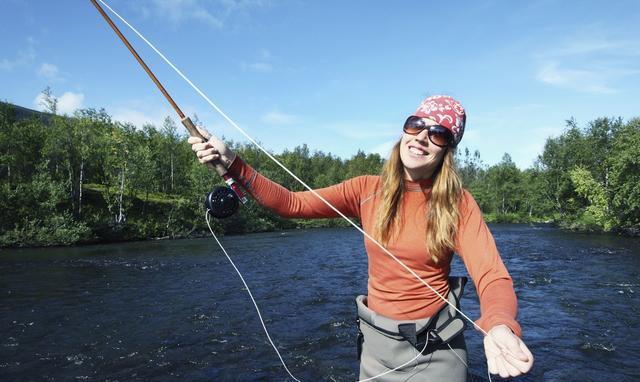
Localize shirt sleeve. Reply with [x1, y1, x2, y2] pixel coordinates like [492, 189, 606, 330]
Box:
[455, 190, 522, 337]
[227, 156, 364, 219]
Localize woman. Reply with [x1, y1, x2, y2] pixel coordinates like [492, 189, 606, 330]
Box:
[189, 95, 534, 381]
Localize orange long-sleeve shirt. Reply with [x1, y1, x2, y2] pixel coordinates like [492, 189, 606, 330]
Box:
[228, 157, 522, 337]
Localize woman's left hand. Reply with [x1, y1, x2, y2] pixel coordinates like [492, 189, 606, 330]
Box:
[483, 324, 534, 378]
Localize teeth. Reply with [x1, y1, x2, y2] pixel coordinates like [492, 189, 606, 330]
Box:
[409, 147, 427, 156]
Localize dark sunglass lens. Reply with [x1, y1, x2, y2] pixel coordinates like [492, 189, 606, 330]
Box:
[403, 116, 425, 135]
[428, 126, 452, 147]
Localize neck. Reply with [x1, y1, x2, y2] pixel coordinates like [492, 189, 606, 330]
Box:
[403, 167, 435, 182]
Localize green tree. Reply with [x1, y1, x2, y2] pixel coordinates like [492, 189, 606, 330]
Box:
[345, 150, 383, 179]
[569, 166, 614, 230]
[481, 153, 522, 215]
[609, 118, 640, 228]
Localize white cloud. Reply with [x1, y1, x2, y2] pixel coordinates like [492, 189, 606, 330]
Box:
[0, 45, 35, 71]
[57, 92, 85, 114]
[242, 61, 272, 72]
[152, 0, 223, 28]
[37, 62, 63, 81]
[110, 102, 183, 129]
[130, 0, 270, 30]
[33, 93, 49, 111]
[535, 33, 640, 94]
[261, 111, 299, 125]
[536, 61, 617, 94]
[241, 49, 274, 72]
[33, 91, 85, 114]
[113, 108, 159, 127]
[545, 39, 640, 57]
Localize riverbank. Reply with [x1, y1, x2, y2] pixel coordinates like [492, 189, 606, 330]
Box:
[3, 103, 639, 251]
[4, 212, 638, 250]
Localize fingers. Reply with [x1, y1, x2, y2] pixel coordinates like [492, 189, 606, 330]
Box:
[188, 136, 220, 164]
[519, 340, 534, 362]
[189, 138, 214, 154]
[187, 136, 204, 145]
[191, 141, 211, 152]
[196, 148, 220, 163]
[495, 356, 512, 378]
[501, 355, 522, 377]
[508, 341, 535, 373]
[487, 353, 498, 375]
[504, 351, 534, 374]
[488, 352, 527, 378]
[484, 329, 534, 378]
[198, 153, 220, 164]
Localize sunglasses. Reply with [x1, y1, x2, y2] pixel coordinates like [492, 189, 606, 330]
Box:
[403, 116, 454, 147]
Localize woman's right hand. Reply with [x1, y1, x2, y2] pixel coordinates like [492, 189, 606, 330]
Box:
[188, 127, 236, 169]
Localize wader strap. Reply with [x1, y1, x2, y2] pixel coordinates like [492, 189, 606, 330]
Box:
[398, 323, 418, 348]
[394, 276, 468, 350]
[447, 276, 467, 317]
[427, 276, 468, 345]
[356, 276, 468, 358]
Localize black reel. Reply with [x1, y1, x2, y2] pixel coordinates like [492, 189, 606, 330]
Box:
[205, 186, 240, 219]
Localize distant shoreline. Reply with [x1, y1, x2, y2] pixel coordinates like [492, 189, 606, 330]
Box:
[3, 220, 637, 251]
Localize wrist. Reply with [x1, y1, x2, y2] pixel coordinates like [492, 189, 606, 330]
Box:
[220, 151, 236, 169]
[488, 324, 516, 338]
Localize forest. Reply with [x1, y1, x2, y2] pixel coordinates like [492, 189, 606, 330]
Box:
[1, 96, 639, 247]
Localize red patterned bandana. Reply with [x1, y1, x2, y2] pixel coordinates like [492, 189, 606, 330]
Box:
[412, 95, 466, 146]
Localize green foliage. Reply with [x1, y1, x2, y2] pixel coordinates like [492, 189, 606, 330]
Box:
[2, 98, 639, 247]
[609, 118, 640, 227]
[0, 161, 91, 247]
[454, 116, 639, 231]
[0, 102, 385, 247]
[569, 167, 614, 230]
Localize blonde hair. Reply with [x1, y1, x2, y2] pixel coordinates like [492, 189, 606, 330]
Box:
[374, 141, 463, 264]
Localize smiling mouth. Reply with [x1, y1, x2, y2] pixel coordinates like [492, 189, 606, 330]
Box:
[408, 146, 428, 156]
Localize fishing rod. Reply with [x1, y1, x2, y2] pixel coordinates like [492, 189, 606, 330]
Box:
[90, 0, 490, 348]
[88, 2, 522, 381]
[89, 0, 248, 219]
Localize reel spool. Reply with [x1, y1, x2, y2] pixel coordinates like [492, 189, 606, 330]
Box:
[205, 186, 240, 219]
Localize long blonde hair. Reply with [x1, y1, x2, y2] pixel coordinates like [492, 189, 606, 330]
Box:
[373, 141, 463, 264]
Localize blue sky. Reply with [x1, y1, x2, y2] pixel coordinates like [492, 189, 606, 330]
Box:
[1, 0, 639, 169]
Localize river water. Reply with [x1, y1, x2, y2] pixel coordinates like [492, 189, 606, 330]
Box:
[1, 225, 638, 381]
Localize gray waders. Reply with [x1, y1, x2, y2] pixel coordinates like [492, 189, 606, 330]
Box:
[356, 276, 469, 381]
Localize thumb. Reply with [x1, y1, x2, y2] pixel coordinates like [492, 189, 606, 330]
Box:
[196, 126, 211, 140]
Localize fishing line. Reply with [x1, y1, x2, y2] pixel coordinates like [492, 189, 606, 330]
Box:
[96, 0, 510, 379]
[205, 211, 302, 382]
[205, 211, 431, 382]
[96, 0, 485, 337]
[206, 211, 493, 382]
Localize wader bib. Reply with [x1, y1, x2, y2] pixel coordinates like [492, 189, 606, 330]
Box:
[356, 276, 468, 381]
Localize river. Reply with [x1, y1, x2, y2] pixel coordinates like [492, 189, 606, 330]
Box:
[1, 224, 638, 381]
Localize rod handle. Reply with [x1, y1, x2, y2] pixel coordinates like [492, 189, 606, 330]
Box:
[181, 117, 229, 176]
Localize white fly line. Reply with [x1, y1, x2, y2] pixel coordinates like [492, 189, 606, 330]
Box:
[96, 1, 502, 380]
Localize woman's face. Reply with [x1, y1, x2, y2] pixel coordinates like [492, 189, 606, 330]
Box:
[399, 118, 447, 181]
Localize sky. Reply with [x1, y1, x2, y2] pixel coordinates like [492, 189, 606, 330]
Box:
[1, 0, 639, 169]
